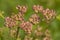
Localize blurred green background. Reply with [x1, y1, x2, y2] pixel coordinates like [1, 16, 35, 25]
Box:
[0, 0, 60, 40]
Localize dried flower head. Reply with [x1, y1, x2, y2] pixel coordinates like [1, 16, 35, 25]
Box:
[34, 26, 43, 36]
[20, 21, 32, 34]
[5, 17, 16, 28]
[11, 13, 24, 22]
[17, 13, 24, 21]
[29, 14, 40, 24]
[34, 30, 43, 36]
[42, 8, 56, 23]
[10, 30, 17, 37]
[16, 5, 27, 13]
[33, 5, 44, 13]
[11, 14, 19, 20]
[43, 29, 52, 40]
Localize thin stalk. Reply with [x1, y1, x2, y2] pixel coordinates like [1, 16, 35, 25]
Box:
[15, 27, 20, 40]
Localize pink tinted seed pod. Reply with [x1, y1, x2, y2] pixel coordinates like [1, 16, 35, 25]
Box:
[20, 21, 32, 34]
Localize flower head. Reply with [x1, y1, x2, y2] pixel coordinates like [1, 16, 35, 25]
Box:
[33, 5, 44, 13]
[42, 8, 56, 23]
[5, 17, 16, 28]
[20, 21, 32, 34]
[29, 14, 40, 24]
[16, 5, 27, 13]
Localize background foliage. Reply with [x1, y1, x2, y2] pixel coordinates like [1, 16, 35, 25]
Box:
[0, 0, 60, 40]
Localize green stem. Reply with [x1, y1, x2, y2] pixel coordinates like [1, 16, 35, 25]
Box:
[15, 27, 20, 40]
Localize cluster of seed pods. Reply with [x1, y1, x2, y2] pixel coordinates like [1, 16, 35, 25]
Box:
[10, 29, 17, 37]
[20, 21, 32, 34]
[33, 5, 56, 23]
[16, 5, 27, 13]
[43, 8, 56, 23]
[5, 5, 56, 40]
[5, 5, 27, 28]
[33, 5, 43, 13]
[11, 13, 24, 22]
[29, 14, 40, 24]
[34, 26, 43, 36]
[5, 17, 16, 28]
